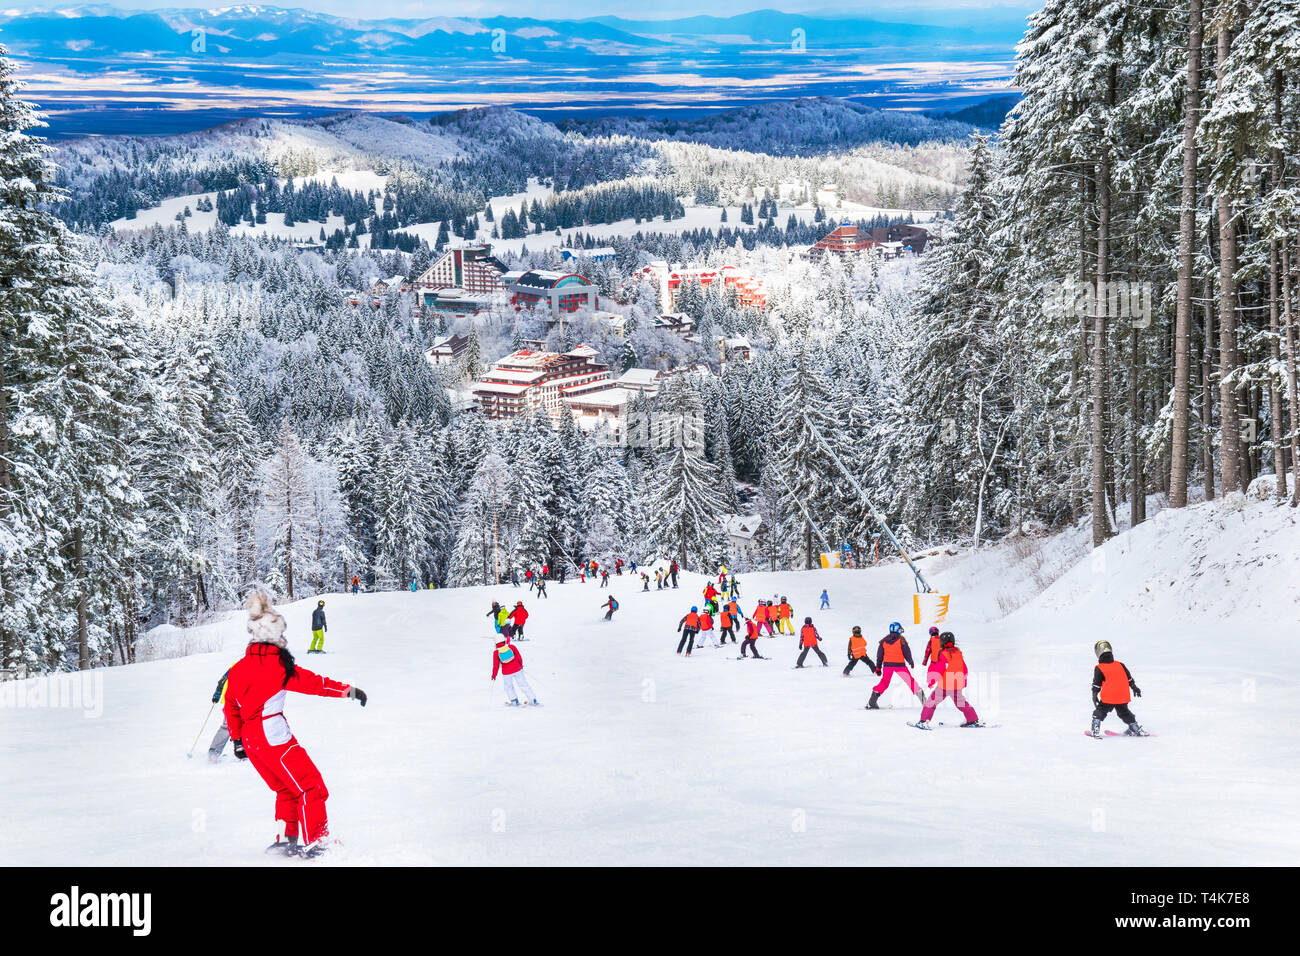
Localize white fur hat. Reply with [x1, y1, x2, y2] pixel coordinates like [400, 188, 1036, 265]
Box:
[246, 591, 288, 648]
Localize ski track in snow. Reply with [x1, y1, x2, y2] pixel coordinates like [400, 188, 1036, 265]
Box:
[1, 495, 1297, 866]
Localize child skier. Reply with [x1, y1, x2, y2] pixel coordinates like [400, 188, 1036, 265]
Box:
[913, 632, 981, 729]
[492, 637, 538, 706]
[752, 600, 772, 635]
[225, 592, 366, 857]
[842, 626, 878, 677]
[308, 600, 327, 654]
[795, 617, 828, 667]
[677, 607, 701, 656]
[696, 607, 720, 648]
[819, 589, 830, 610]
[1090, 640, 1147, 737]
[351, 575, 360, 596]
[867, 623, 925, 708]
[740, 618, 765, 659]
[507, 601, 529, 640]
[536, 577, 548, 599]
[719, 603, 737, 644]
[921, 626, 944, 689]
[208, 660, 240, 761]
[600, 569, 610, 588]
[487, 601, 506, 633]
[777, 597, 794, 635]
[642, 572, 650, 591]
[601, 595, 619, 621]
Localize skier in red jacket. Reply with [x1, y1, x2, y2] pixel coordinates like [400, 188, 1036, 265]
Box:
[492, 637, 538, 705]
[224, 592, 367, 857]
[507, 601, 529, 640]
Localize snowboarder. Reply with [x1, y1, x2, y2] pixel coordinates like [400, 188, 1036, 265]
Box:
[842, 626, 878, 677]
[308, 600, 327, 654]
[350, 575, 360, 596]
[913, 632, 981, 729]
[866, 623, 925, 708]
[921, 626, 944, 689]
[819, 589, 830, 610]
[208, 660, 239, 761]
[492, 637, 538, 706]
[739, 618, 765, 659]
[777, 596, 794, 634]
[225, 592, 366, 858]
[795, 617, 828, 667]
[507, 601, 529, 640]
[677, 607, 700, 656]
[1090, 641, 1147, 737]
[601, 595, 619, 621]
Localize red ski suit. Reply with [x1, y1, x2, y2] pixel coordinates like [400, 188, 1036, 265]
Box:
[223, 643, 352, 843]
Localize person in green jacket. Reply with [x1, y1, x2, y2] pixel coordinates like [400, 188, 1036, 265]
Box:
[308, 600, 327, 653]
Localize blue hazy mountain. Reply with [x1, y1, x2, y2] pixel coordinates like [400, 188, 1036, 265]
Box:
[0, 4, 1022, 137]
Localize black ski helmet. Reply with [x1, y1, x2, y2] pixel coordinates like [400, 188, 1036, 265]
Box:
[852, 625, 862, 636]
[804, 616, 812, 625]
[1094, 640, 1113, 660]
[318, 600, 325, 608]
[940, 631, 956, 647]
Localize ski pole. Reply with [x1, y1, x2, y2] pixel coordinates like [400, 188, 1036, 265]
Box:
[187, 702, 217, 759]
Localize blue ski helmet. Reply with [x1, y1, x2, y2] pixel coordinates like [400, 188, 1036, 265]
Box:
[691, 606, 698, 613]
[889, 622, 903, 634]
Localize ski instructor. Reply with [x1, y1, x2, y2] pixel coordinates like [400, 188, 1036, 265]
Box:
[224, 591, 368, 858]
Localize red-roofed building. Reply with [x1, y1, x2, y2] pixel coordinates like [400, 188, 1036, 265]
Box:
[809, 222, 879, 258]
[473, 346, 612, 420]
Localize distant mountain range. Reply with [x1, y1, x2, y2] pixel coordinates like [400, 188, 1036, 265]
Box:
[0, 5, 1022, 137]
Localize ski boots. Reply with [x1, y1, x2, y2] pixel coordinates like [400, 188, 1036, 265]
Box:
[266, 833, 300, 856]
[912, 720, 932, 730]
[1124, 723, 1149, 737]
[1090, 718, 1103, 739]
[960, 720, 984, 728]
[506, 699, 520, 707]
[866, 691, 881, 710]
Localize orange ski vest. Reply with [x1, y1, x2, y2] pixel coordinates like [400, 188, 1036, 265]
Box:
[683, 612, 699, 629]
[800, 624, 818, 647]
[849, 634, 867, 658]
[881, 637, 906, 665]
[1097, 660, 1130, 704]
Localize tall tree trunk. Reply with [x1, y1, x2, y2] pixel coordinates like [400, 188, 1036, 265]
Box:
[1283, 238, 1300, 506]
[1170, 0, 1202, 507]
[75, 524, 88, 670]
[1215, 19, 1243, 493]
[1270, 72, 1289, 500]
[1202, 277, 1217, 500]
[1091, 68, 1115, 547]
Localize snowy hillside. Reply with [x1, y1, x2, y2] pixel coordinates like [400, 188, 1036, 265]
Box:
[2, 494, 1294, 866]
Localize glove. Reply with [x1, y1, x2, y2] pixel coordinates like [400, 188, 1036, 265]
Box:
[233, 739, 246, 760]
[1132, 686, 1142, 698]
[348, 686, 367, 707]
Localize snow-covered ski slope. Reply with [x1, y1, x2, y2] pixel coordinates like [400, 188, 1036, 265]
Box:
[1, 493, 1296, 866]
